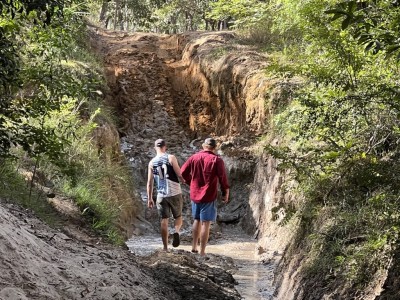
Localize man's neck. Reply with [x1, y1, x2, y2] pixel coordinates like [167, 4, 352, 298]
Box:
[202, 149, 215, 154]
[156, 149, 166, 156]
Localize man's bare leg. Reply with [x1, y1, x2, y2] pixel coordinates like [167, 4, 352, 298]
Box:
[199, 220, 211, 256]
[172, 216, 182, 247]
[160, 218, 169, 250]
[174, 216, 182, 233]
[192, 219, 200, 252]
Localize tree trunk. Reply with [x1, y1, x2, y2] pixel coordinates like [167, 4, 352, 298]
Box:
[189, 13, 194, 31]
[99, 0, 110, 28]
[118, 2, 124, 30]
[114, 0, 124, 30]
[170, 15, 177, 34]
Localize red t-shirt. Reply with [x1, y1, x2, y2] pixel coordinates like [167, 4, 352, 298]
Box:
[181, 150, 230, 203]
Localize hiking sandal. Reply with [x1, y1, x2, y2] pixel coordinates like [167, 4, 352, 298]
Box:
[172, 232, 180, 247]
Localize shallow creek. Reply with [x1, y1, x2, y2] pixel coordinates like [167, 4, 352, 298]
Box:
[126, 227, 275, 300]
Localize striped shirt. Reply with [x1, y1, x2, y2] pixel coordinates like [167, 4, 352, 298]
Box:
[151, 153, 182, 197]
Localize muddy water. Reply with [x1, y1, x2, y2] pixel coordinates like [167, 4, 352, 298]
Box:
[126, 228, 275, 300]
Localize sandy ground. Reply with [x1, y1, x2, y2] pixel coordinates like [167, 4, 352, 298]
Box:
[0, 199, 170, 300]
[0, 199, 240, 300]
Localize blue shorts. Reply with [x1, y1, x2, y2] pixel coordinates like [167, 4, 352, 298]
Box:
[191, 201, 217, 222]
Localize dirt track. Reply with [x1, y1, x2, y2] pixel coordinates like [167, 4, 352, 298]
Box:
[0, 200, 172, 300]
[0, 198, 242, 300]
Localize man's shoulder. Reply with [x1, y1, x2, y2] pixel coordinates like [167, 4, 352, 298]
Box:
[200, 150, 219, 158]
[167, 153, 176, 159]
[149, 155, 161, 164]
[191, 151, 206, 159]
[167, 153, 177, 163]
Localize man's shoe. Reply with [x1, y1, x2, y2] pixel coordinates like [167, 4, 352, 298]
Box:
[172, 232, 180, 247]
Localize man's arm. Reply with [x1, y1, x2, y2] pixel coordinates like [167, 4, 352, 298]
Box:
[147, 161, 155, 208]
[169, 155, 185, 183]
[221, 188, 230, 204]
[217, 158, 230, 203]
[180, 158, 192, 185]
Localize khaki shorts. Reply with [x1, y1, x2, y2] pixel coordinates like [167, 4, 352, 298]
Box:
[156, 194, 183, 219]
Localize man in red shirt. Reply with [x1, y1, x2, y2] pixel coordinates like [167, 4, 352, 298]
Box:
[181, 138, 230, 256]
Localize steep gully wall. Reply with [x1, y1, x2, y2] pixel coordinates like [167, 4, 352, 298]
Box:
[146, 32, 398, 299]
[91, 28, 384, 298]
[171, 31, 298, 239]
[158, 32, 301, 297]
[170, 31, 400, 300]
[95, 29, 301, 297]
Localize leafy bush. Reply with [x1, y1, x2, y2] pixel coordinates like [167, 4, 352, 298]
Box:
[0, 159, 59, 225]
[263, 0, 400, 295]
[0, 0, 138, 244]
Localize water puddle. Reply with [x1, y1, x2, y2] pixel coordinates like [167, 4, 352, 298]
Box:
[126, 229, 274, 299]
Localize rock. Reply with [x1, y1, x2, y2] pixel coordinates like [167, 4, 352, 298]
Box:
[0, 287, 28, 300]
[257, 245, 266, 255]
[142, 251, 240, 300]
[220, 141, 234, 150]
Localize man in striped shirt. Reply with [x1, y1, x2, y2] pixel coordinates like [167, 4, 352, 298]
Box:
[147, 139, 184, 251]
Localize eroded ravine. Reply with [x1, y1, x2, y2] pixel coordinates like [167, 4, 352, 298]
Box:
[89, 25, 276, 299]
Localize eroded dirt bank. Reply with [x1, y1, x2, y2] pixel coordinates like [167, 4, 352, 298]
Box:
[0, 200, 172, 300]
[0, 199, 240, 300]
[86, 23, 400, 300]
[87, 25, 273, 233]
[87, 24, 287, 299]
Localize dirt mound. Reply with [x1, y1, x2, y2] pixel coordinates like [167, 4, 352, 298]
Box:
[142, 250, 240, 300]
[0, 200, 170, 300]
[0, 200, 240, 300]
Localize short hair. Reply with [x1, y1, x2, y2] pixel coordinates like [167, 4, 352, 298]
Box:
[154, 139, 166, 147]
[203, 137, 216, 149]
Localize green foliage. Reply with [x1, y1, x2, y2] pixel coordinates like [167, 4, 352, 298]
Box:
[0, 0, 134, 244]
[61, 176, 123, 244]
[41, 104, 130, 245]
[262, 0, 400, 295]
[87, 0, 298, 45]
[326, 0, 400, 58]
[0, 0, 89, 160]
[0, 159, 59, 225]
[208, 0, 268, 28]
[303, 199, 397, 287]
[150, 0, 207, 32]
[92, 0, 214, 32]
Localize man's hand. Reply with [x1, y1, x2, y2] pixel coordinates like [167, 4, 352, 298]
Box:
[147, 199, 155, 208]
[221, 190, 229, 204]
